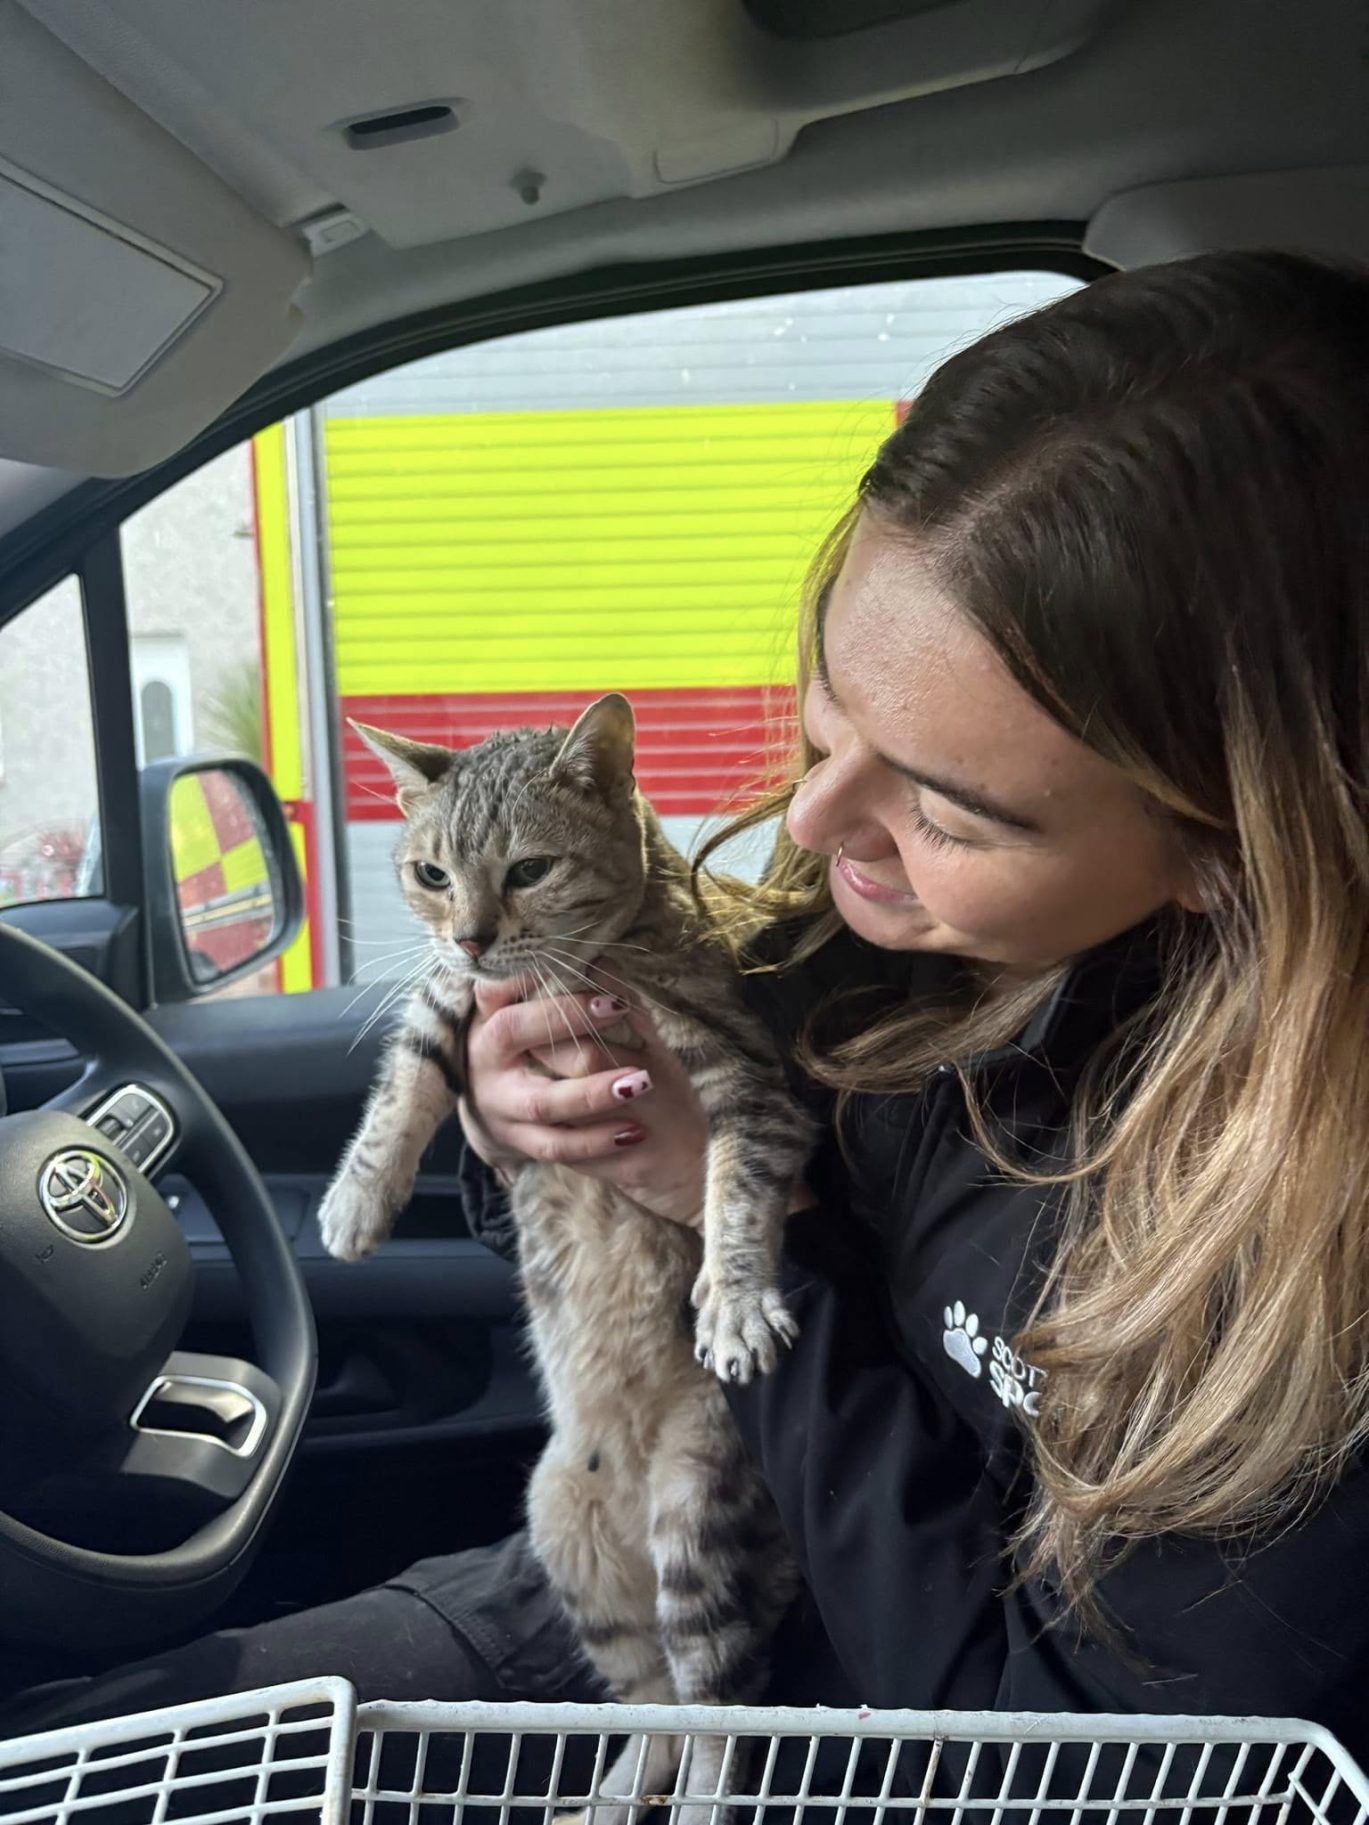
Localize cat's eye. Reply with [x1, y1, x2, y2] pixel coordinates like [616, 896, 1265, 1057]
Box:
[505, 855, 554, 891]
[413, 861, 451, 890]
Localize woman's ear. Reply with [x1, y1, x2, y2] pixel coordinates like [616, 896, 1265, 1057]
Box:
[1171, 838, 1235, 916]
[1172, 870, 1209, 915]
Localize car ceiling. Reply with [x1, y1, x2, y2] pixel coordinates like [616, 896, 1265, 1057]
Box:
[0, 0, 1365, 519]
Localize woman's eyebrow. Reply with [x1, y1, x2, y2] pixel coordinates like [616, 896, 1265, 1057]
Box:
[814, 607, 1045, 836]
[883, 756, 1045, 834]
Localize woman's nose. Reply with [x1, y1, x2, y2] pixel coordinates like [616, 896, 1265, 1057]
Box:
[788, 753, 896, 863]
[787, 758, 852, 853]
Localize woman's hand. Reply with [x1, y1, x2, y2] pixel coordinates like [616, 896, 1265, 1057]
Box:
[459, 975, 709, 1226]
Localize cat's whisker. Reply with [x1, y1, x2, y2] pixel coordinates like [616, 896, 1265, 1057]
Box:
[545, 948, 675, 1026]
[350, 944, 432, 980]
[551, 921, 658, 959]
[535, 953, 622, 1063]
[338, 980, 381, 1023]
[531, 962, 574, 1049]
[538, 965, 574, 1005]
[341, 949, 430, 1007]
[527, 957, 591, 1066]
[393, 966, 451, 1065]
[337, 968, 414, 1023]
[552, 935, 656, 958]
[349, 953, 432, 1052]
[350, 979, 419, 1050]
[345, 934, 432, 948]
[541, 960, 608, 1068]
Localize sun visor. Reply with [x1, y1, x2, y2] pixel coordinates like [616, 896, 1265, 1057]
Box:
[1087, 170, 1369, 269]
[0, 3, 308, 476]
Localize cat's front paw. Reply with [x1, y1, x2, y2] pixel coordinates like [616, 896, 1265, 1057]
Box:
[692, 1275, 798, 1384]
[318, 1173, 390, 1263]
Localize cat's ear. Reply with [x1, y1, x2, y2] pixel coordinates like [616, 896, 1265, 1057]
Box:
[550, 693, 636, 797]
[350, 721, 455, 814]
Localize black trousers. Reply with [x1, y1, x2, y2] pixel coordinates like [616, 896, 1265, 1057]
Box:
[0, 1534, 599, 1738]
[0, 1531, 853, 1741]
[3, 1544, 1205, 1825]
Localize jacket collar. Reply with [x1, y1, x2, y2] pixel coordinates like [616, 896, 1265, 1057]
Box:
[966, 917, 1168, 1080]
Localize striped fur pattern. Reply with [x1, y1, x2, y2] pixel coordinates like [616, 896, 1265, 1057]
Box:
[319, 695, 809, 1811]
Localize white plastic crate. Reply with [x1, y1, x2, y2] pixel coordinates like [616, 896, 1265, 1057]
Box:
[351, 1700, 1369, 1825]
[0, 1678, 354, 1825]
[2, 1685, 1367, 1825]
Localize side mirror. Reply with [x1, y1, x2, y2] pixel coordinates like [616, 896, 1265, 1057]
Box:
[140, 756, 305, 1003]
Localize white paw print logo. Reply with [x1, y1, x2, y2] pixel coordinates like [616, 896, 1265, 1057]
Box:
[943, 1301, 988, 1379]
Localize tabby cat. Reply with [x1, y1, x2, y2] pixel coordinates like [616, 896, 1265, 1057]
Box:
[319, 693, 810, 1820]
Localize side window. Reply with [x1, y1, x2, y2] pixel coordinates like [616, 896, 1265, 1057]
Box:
[120, 442, 317, 998]
[0, 575, 101, 907]
[121, 266, 1081, 994]
[318, 270, 1081, 976]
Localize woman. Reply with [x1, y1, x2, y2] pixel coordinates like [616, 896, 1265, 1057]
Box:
[5, 249, 1367, 1763]
[459, 247, 1369, 1750]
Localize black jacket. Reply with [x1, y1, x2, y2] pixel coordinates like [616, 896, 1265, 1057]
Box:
[457, 925, 1369, 1762]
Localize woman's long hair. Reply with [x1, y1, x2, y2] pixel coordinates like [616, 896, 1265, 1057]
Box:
[700, 251, 1369, 1613]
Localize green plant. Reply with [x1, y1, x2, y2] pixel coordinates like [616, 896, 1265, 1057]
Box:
[202, 660, 264, 765]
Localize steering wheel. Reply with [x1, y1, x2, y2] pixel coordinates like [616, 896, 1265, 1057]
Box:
[0, 923, 315, 1649]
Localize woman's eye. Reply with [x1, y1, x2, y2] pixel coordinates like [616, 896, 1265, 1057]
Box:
[505, 856, 554, 891]
[413, 861, 451, 890]
[911, 806, 970, 852]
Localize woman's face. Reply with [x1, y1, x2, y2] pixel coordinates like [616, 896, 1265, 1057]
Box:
[786, 517, 1200, 970]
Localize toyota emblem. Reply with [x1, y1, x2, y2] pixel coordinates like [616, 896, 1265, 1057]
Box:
[38, 1149, 130, 1244]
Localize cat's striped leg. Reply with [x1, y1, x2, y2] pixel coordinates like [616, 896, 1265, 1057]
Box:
[646, 1394, 797, 1825]
[689, 1080, 813, 1384]
[529, 1445, 679, 1825]
[318, 985, 467, 1260]
[572, 1732, 684, 1825]
[528, 1444, 674, 1703]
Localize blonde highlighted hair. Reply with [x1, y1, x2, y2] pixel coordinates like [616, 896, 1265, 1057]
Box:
[699, 251, 1369, 1615]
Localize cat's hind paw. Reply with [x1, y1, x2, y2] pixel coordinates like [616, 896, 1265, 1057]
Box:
[318, 1174, 389, 1263]
[693, 1282, 798, 1384]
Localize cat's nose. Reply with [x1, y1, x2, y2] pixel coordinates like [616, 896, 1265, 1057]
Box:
[455, 931, 494, 958]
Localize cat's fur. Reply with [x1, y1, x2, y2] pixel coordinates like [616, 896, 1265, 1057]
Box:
[319, 693, 810, 1819]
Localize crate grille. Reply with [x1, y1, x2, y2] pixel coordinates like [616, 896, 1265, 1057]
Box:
[0, 1679, 353, 1825]
[349, 1702, 1369, 1825]
[1, 1685, 1365, 1825]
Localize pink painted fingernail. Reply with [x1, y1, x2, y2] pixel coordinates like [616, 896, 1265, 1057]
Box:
[590, 995, 628, 1017]
[612, 1127, 645, 1148]
[612, 1071, 652, 1102]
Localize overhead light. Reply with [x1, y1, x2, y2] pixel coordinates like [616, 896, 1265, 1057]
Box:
[340, 102, 460, 152]
[742, 0, 955, 37]
[299, 208, 368, 257]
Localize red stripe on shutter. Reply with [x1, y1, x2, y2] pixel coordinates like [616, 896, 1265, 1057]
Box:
[340, 686, 798, 820]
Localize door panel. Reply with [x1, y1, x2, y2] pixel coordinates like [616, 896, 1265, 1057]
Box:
[0, 900, 142, 1050]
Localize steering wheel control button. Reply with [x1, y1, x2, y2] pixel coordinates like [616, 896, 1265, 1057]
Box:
[84, 1084, 177, 1176]
[125, 1127, 155, 1168]
[38, 1148, 130, 1244]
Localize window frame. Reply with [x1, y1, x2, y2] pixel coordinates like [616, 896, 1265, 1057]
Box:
[0, 222, 1103, 1010]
